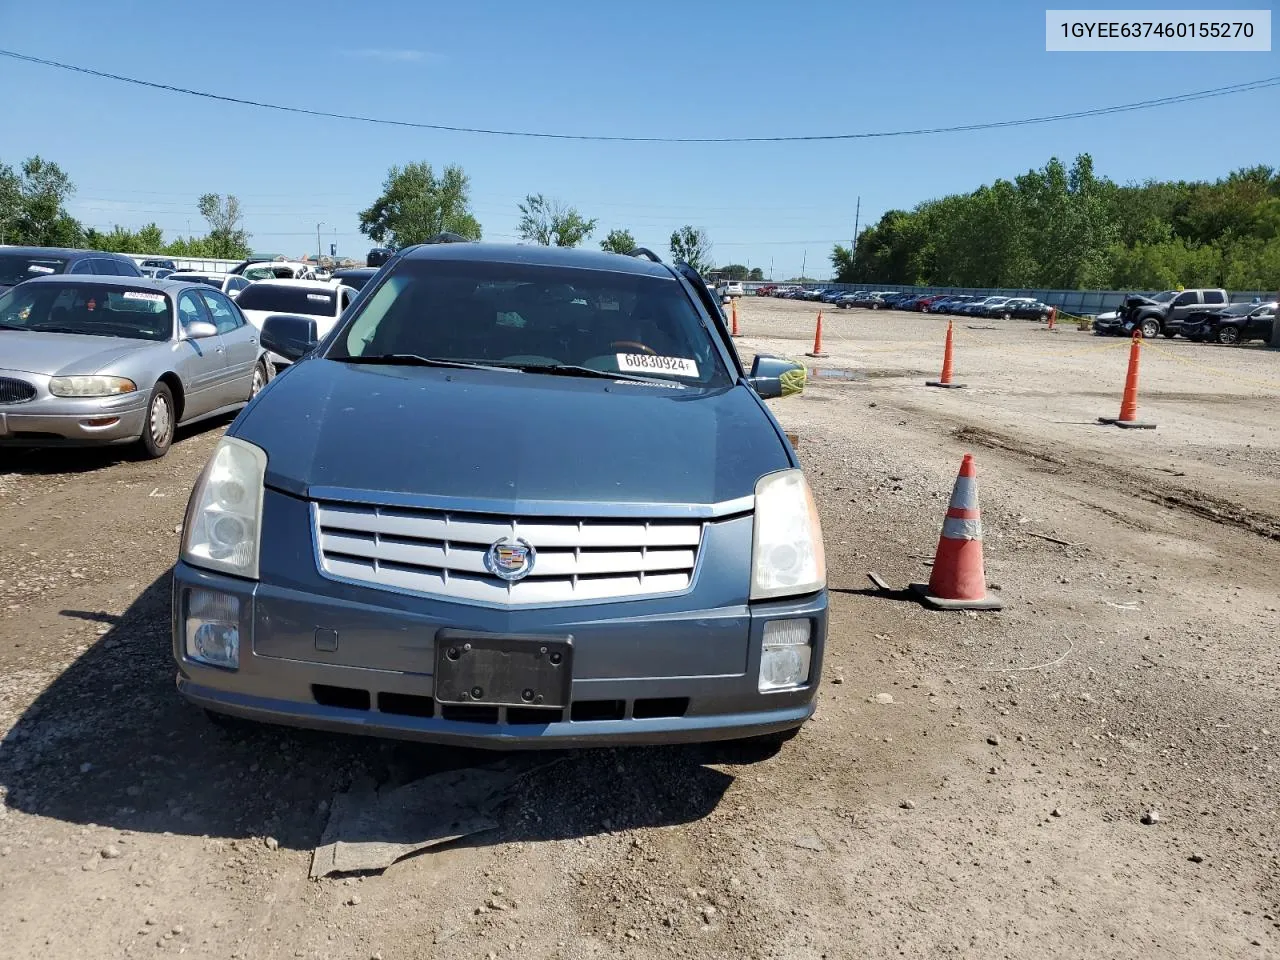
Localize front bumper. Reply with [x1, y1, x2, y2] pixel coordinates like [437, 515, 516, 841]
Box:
[0, 395, 147, 446]
[172, 559, 828, 749]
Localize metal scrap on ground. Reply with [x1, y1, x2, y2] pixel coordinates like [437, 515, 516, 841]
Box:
[310, 762, 548, 878]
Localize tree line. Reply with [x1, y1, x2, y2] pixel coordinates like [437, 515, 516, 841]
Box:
[7, 151, 752, 279]
[358, 162, 729, 274]
[1, 155, 253, 259]
[832, 155, 1280, 292]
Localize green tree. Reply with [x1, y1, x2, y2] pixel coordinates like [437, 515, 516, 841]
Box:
[518, 194, 597, 247]
[198, 193, 252, 259]
[669, 226, 713, 274]
[748, 267, 764, 281]
[0, 156, 83, 246]
[600, 228, 636, 254]
[718, 264, 750, 281]
[358, 162, 482, 249]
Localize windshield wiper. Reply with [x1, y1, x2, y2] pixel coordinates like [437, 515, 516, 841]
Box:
[506, 363, 680, 386]
[0, 322, 29, 331]
[334, 354, 516, 372]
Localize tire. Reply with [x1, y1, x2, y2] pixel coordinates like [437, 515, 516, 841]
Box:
[138, 382, 175, 459]
[1002, 311, 1011, 321]
[249, 360, 269, 400]
[1217, 325, 1240, 345]
[1140, 317, 1161, 339]
[872, 302, 881, 310]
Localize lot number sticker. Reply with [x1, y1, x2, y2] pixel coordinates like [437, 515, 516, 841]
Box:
[616, 354, 700, 377]
[307, 293, 331, 303]
[122, 291, 165, 302]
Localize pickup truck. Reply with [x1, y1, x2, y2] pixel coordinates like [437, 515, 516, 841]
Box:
[1117, 288, 1229, 338]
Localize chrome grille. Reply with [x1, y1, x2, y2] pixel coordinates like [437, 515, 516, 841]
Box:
[314, 501, 703, 605]
[0, 377, 36, 405]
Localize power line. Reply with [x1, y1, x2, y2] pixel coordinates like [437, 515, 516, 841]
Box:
[2, 47, 1277, 143]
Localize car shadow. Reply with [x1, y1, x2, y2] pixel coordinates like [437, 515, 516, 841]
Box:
[0, 414, 238, 476]
[1, 571, 750, 854]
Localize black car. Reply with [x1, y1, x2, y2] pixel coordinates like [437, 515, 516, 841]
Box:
[1181, 301, 1276, 344]
[0, 246, 143, 294]
[330, 267, 380, 291]
[1006, 299, 1052, 321]
[367, 247, 393, 267]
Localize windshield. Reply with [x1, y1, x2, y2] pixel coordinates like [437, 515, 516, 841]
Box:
[0, 282, 172, 341]
[329, 258, 730, 387]
[175, 275, 223, 288]
[1151, 291, 1176, 303]
[1221, 302, 1254, 316]
[236, 285, 337, 316]
[0, 253, 69, 286]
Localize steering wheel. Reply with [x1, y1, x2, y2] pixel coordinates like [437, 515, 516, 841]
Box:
[610, 340, 657, 356]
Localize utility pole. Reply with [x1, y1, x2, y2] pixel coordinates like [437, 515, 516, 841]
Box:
[852, 195, 860, 279]
[801, 250, 807, 280]
[769, 256, 774, 281]
[316, 222, 324, 261]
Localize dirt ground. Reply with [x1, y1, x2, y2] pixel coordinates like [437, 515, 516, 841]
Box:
[1, 298, 1278, 960]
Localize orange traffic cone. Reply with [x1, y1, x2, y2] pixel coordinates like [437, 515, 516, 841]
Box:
[805, 311, 828, 358]
[1098, 329, 1156, 429]
[926, 320, 966, 388]
[910, 454, 1003, 611]
[731, 299, 740, 338]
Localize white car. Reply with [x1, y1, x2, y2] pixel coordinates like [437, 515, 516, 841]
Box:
[234, 279, 358, 364]
[167, 271, 253, 299]
[722, 282, 745, 299]
[239, 260, 317, 281]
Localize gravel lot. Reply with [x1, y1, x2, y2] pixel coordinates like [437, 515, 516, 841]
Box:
[1, 297, 1277, 959]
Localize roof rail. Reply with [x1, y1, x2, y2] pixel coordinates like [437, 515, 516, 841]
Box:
[628, 247, 663, 262]
[425, 232, 472, 244]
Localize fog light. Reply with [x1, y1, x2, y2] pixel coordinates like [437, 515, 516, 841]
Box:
[82, 417, 120, 428]
[185, 588, 241, 669]
[758, 618, 812, 692]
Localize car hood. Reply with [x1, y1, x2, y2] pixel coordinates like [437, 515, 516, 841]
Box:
[236, 359, 791, 506]
[0, 331, 154, 376]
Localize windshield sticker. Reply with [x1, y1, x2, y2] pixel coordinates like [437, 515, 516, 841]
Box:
[122, 291, 165, 303]
[616, 354, 700, 377]
[615, 378, 684, 389]
[307, 293, 332, 303]
[26, 264, 55, 275]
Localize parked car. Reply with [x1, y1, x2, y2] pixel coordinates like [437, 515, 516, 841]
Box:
[140, 267, 175, 280]
[755, 285, 777, 297]
[1004, 299, 1053, 321]
[1181, 300, 1276, 344]
[933, 296, 974, 314]
[0, 246, 143, 295]
[721, 281, 745, 299]
[139, 258, 178, 273]
[330, 267, 381, 291]
[0, 275, 268, 458]
[958, 296, 1007, 316]
[819, 289, 845, 304]
[172, 242, 826, 748]
[367, 247, 393, 267]
[168, 271, 254, 299]
[1091, 309, 1124, 335]
[1117, 288, 1228, 338]
[233, 279, 359, 365]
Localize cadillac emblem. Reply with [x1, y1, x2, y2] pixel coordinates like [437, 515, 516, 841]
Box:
[485, 536, 536, 582]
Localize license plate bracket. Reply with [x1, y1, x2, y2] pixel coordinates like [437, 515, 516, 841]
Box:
[433, 630, 573, 709]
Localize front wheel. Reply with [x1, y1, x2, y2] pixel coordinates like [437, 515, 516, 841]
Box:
[1140, 318, 1161, 339]
[137, 382, 175, 460]
[249, 360, 270, 400]
[1217, 325, 1240, 345]
[1002, 311, 1011, 321]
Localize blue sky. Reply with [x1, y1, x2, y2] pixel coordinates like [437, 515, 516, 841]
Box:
[1, 1, 1276, 278]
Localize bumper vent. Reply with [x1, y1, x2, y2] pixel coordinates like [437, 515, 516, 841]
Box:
[0, 377, 36, 405]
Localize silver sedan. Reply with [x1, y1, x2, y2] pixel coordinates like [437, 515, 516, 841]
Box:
[0, 275, 269, 458]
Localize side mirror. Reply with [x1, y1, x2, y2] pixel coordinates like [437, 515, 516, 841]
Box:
[261, 314, 319, 363]
[748, 354, 806, 399]
[184, 320, 219, 340]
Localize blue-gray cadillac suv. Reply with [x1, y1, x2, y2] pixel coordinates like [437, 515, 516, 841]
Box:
[172, 242, 827, 748]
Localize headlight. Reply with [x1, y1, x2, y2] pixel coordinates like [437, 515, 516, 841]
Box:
[180, 437, 267, 579]
[750, 469, 825, 600]
[49, 375, 137, 397]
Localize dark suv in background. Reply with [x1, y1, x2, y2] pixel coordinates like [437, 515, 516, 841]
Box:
[0, 246, 143, 294]
[1116, 288, 1228, 338]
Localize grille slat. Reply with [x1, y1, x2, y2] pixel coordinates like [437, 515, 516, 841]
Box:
[0, 377, 37, 405]
[315, 502, 702, 605]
